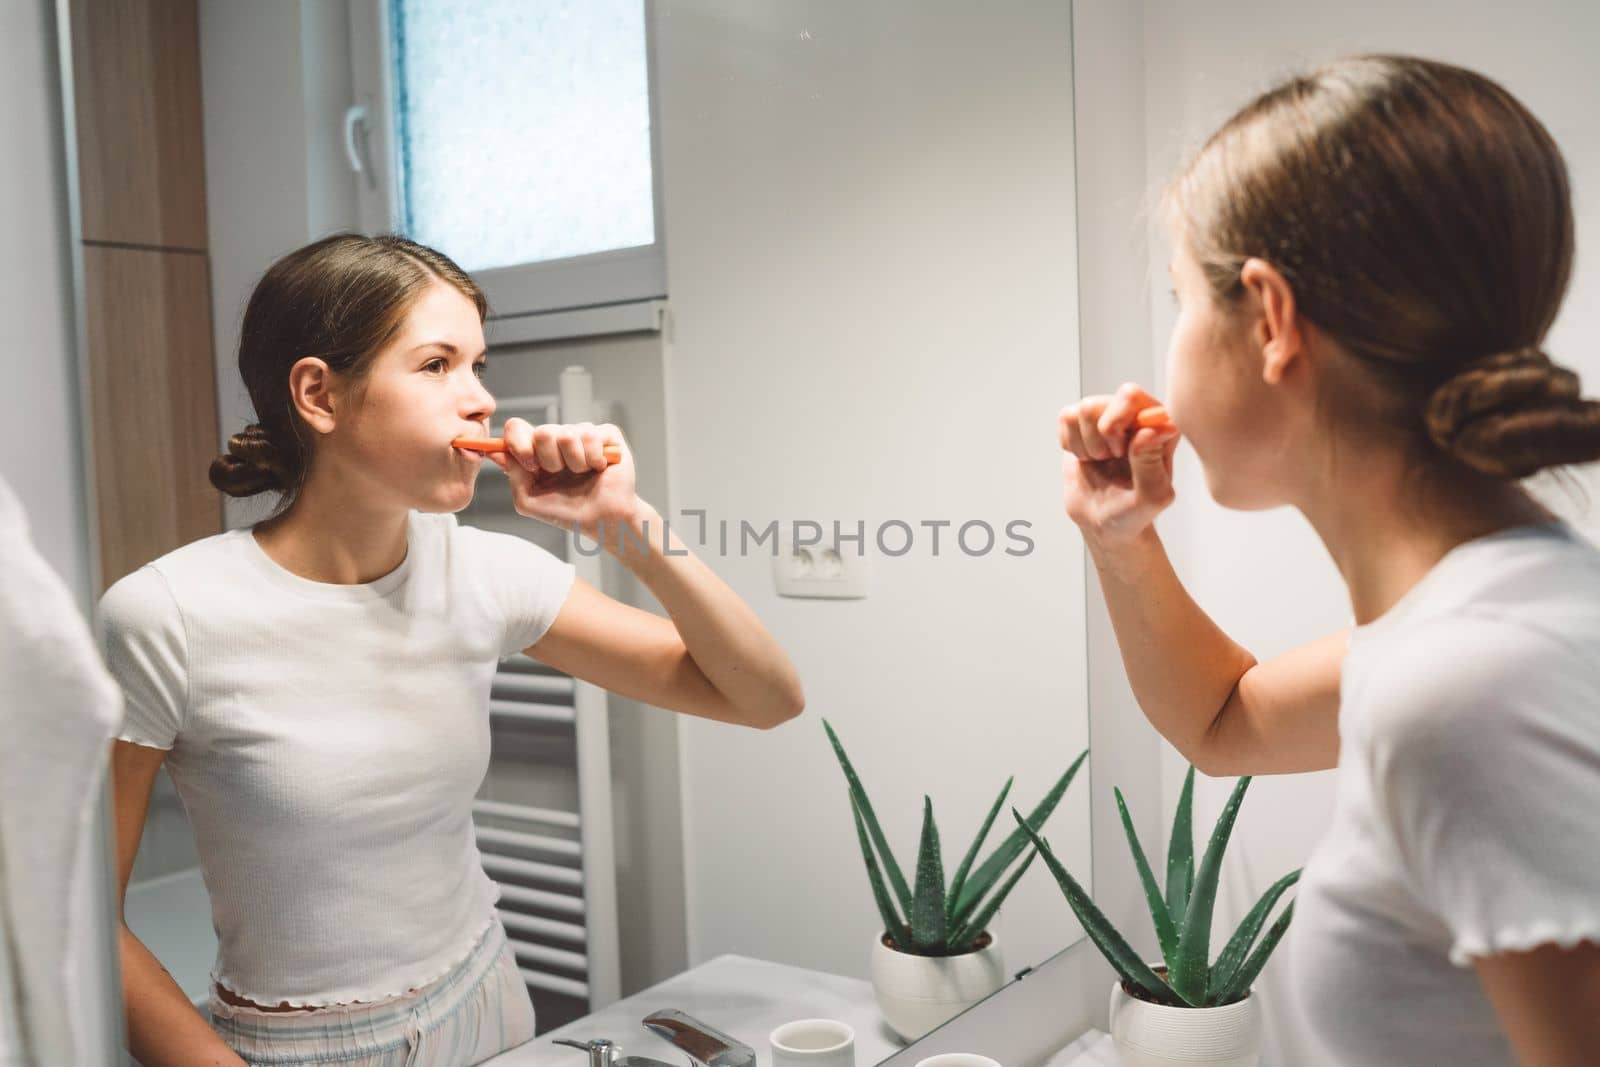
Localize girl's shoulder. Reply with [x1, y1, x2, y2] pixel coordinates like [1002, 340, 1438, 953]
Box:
[99, 527, 249, 614]
[433, 511, 569, 569]
[1353, 520, 1600, 646]
[1341, 526, 1600, 749]
[1347, 603, 1600, 774]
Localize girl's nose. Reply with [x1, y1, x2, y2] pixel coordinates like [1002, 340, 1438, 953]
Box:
[464, 396, 492, 428]
[464, 383, 495, 427]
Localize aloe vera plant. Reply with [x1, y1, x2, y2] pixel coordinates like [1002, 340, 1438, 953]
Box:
[1012, 765, 1300, 1007]
[825, 718, 1088, 956]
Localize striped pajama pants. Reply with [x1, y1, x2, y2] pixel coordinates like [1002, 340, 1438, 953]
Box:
[208, 920, 535, 1066]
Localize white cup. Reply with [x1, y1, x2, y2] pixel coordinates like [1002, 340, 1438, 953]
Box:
[913, 1055, 1003, 1067]
[769, 1018, 856, 1067]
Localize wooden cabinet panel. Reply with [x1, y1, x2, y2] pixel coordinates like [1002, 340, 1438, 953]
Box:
[70, 0, 208, 249]
[84, 245, 221, 589]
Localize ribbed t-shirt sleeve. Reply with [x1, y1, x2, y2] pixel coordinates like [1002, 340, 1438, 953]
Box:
[96, 566, 189, 749]
[1364, 615, 1600, 967]
[453, 523, 578, 658]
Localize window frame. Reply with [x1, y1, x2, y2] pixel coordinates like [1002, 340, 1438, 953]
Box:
[347, 0, 668, 322]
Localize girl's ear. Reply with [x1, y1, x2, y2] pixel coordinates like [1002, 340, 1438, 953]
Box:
[1240, 256, 1305, 385]
[287, 357, 338, 435]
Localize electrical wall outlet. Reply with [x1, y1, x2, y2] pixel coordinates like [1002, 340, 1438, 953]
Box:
[772, 527, 869, 599]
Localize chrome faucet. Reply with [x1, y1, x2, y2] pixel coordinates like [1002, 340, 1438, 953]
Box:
[641, 1009, 757, 1067]
[553, 1009, 756, 1067]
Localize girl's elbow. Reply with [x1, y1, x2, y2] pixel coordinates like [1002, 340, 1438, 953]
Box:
[753, 681, 805, 730]
[779, 684, 807, 725]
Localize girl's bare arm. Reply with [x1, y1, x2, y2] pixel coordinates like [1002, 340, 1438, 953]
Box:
[1064, 387, 1342, 776]
[1090, 527, 1342, 776]
[111, 740, 247, 1067]
[529, 500, 804, 730]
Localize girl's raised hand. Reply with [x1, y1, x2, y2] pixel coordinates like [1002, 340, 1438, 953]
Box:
[1058, 383, 1182, 548]
[489, 419, 640, 539]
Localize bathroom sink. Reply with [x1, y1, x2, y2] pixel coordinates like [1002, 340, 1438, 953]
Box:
[484, 954, 902, 1065]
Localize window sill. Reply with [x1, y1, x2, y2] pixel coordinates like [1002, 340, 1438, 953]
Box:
[487, 299, 668, 347]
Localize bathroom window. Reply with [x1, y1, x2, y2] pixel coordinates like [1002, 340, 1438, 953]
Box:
[348, 0, 666, 319]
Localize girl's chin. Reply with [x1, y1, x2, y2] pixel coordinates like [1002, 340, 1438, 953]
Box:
[1204, 473, 1284, 512]
[416, 477, 479, 513]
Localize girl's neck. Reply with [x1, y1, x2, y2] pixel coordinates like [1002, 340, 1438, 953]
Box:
[1294, 438, 1556, 626]
[252, 471, 411, 586]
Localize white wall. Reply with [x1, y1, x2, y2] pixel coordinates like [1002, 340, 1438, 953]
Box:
[1095, 3, 1600, 1062]
[654, 0, 1093, 982]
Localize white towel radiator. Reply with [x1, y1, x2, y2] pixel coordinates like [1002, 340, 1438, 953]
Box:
[467, 366, 623, 1011]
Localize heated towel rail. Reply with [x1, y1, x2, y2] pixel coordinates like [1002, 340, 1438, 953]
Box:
[467, 366, 622, 1012]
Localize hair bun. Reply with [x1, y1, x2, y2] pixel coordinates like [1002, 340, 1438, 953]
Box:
[1424, 346, 1600, 479]
[209, 422, 291, 497]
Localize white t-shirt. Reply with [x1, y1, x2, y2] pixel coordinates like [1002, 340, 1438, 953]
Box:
[97, 511, 575, 1007]
[1290, 519, 1600, 1065]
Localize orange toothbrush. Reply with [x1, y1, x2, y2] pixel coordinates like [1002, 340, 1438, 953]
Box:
[453, 436, 623, 464]
[1135, 406, 1174, 430]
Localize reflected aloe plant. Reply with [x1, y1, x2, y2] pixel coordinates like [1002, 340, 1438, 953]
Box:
[1013, 766, 1300, 1007]
[824, 718, 1089, 957]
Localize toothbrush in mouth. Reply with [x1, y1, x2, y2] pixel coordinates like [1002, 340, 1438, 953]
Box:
[452, 436, 624, 464]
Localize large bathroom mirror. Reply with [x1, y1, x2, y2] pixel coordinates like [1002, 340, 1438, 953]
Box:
[64, 0, 1090, 1060]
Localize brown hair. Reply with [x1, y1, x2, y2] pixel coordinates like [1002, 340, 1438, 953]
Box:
[209, 233, 487, 510]
[1164, 54, 1600, 480]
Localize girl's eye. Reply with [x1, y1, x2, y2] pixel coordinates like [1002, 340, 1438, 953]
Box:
[1168, 287, 1179, 305]
[421, 356, 486, 376]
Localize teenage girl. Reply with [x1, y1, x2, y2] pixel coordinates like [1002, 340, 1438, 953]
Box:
[101, 234, 804, 1067]
[1060, 55, 1600, 1064]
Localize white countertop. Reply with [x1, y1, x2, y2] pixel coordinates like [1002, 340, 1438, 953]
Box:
[1041, 1027, 1272, 1066]
[1041, 1029, 1116, 1065]
[484, 954, 905, 1066]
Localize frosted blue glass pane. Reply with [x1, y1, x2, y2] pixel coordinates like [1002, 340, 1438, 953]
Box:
[393, 0, 656, 273]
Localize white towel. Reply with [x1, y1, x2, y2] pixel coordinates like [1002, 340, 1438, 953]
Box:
[0, 476, 123, 1067]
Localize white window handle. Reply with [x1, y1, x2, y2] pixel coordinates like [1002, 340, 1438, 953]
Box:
[343, 105, 377, 190]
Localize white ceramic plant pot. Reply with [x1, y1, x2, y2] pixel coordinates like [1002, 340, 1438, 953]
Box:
[1109, 971, 1261, 1067]
[869, 932, 1006, 1043]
